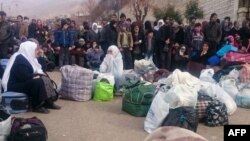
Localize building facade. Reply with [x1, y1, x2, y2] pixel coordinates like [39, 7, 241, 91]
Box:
[121, 0, 250, 25]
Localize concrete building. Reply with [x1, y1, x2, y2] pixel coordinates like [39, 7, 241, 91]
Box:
[120, 0, 249, 24]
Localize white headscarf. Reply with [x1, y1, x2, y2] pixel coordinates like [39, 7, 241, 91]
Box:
[154, 19, 164, 31]
[2, 41, 44, 92]
[179, 46, 186, 56]
[100, 45, 123, 79]
[92, 23, 98, 34]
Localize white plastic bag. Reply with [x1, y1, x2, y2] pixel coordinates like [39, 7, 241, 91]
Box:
[134, 59, 157, 75]
[97, 73, 115, 86]
[199, 69, 216, 83]
[0, 116, 11, 141]
[165, 84, 198, 109]
[164, 69, 201, 91]
[235, 84, 250, 108]
[220, 69, 240, 82]
[144, 88, 170, 133]
[220, 79, 239, 100]
[200, 81, 237, 115]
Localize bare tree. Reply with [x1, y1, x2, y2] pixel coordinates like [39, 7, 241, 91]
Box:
[83, 0, 97, 15]
[78, 0, 98, 22]
[131, 0, 154, 22]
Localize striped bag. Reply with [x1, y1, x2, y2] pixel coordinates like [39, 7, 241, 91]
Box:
[59, 65, 93, 101]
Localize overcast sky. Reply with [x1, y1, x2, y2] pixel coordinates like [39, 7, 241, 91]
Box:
[0, 0, 85, 18]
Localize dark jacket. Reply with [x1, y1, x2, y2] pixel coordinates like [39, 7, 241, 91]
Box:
[79, 30, 90, 43]
[191, 51, 212, 65]
[28, 23, 37, 38]
[132, 32, 145, 54]
[8, 55, 34, 88]
[239, 27, 250, 47]
[70, 42, 87, 57]
[35, 27, 46, 45]
[173, 28, 185, 45]
[54, 29, 74, 47]
[99, 23, 118, 53]
[0, 21, 13, 44]
[89, 30, 100, 42]
[157, 24, 173, 51]
[204, 22, 222, 43]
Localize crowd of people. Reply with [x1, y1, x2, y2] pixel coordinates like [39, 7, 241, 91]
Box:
[1, 11, 250, 73]
[1, 10, 250, 113]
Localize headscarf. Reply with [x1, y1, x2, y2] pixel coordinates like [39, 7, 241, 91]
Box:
[2, 41, 44, 92]
[154, 19, 164, 31]
[100, 45, 123, 79]
[179, 46, 186, 56]
[92, 23, 98, 33]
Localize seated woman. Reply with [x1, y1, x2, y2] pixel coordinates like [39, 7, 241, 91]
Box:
[191, 42, 212, 65]
[188, 42, 212, 77]
[2, 41, 60, 114]
[100, 45, 123, 90]
[171, 44, 189, 71]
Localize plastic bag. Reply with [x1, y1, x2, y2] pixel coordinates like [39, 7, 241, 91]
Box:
[164, 69, 201, 91]
[0, 109, 11, 141]
[200, 81, 237, 115]
[93, 81, 114, 101]
[134, 59, 157, 75]
[235, 94, 250, 108]
[97, 73, 115, 86]
[220, 69, 240, 82]
[220, 79, 239, 100]
[144, 87, 170, 133]
[164, 84, 198, 109]
[200, 69, 216, 83]
[235, 85, 250, 108]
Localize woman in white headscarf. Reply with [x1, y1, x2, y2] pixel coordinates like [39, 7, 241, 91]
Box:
[154, 19, 164, 31]
[2, 40, 60, 113]
[89, 22, 100, 42]
[100, 45, 123, 89]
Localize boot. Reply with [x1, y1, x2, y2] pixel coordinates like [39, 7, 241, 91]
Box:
[44, 99, 61, 110]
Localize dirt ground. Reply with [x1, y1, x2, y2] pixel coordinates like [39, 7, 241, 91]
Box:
[16, 71, 250, 141]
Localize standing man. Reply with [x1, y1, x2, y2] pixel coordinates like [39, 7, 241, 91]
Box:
[0, 11, 13, 78]
[13, 15, 23, 40]
[204, 13, 222, 54]
[0, 11, 13, 59]
[157, 17, 173, 69]
[28, 19, 37, 38]
[19, 16, 29, 40]
[54, 20, 74, 67]
[99, 20, 118, 54]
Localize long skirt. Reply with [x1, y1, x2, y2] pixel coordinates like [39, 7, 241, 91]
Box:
[7, 78, 48, 108]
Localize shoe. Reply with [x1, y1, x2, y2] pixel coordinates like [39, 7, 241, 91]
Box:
[49, 103, 61, 110]
[44, 102, 61, 110]
[44, 99, 61, 110]
[33, 107, 50, 114]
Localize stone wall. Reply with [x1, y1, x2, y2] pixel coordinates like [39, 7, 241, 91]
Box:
[120, 0, 239, 23]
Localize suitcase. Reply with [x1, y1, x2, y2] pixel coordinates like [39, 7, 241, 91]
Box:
[1, 92, 29, 114]
[0, 59, 9, 70]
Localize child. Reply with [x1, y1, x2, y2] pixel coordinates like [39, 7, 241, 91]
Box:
[86, 42, 104, 70]
[192, 23, 204, 51]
